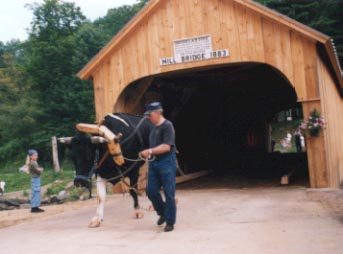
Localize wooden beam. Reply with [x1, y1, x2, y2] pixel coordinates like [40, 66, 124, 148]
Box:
[114, 77, 154, 113]
[176, 170, 212, 184]
[297, 98, 320, 103]
[281, 170, 295, 185]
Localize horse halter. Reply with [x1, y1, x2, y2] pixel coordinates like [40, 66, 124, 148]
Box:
[76, 123, 125, 166]
[74, 150, 99, 184]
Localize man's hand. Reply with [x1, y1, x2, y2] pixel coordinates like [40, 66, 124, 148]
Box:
[140, 149, 151, 159]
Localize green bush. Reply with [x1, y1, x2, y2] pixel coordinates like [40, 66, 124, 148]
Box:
[67, 186, 85, 201]
[46, 180, 67, 196]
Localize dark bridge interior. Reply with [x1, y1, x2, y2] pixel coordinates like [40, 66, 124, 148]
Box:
[142, 63, 308, 181]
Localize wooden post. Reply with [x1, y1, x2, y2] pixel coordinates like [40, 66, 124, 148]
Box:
[302, 102, 328, 188]
[175, 170, 213, 184]
[51, 136, 61, 173]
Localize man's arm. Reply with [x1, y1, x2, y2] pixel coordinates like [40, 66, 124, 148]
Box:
[140, 144, 171, 158]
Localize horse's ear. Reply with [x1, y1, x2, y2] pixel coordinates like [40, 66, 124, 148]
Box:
[57, 137, 72, 144]
[90, 136, 107, 144]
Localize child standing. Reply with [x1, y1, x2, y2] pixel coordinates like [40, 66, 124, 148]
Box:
[28, 149, 44, 213]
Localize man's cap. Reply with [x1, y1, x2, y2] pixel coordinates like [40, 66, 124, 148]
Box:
[144, 102, 162, 116]
[27, 149, 38, 156]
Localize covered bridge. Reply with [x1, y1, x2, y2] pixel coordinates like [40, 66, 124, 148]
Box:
[77, 0, 343, 188]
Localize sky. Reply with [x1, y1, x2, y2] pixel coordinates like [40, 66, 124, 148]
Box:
[0, 0, 138, 43]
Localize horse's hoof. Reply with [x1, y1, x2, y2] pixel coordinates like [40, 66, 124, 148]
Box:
[88, 220, 101, 228]
[135, 210, 144, 219]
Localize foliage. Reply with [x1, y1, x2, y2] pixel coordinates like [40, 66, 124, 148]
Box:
[299, 108, 325, 137]
[18, 0, 148, 161]
[46, 180, 90, 201]
[0, 0, 148, 179]
[45, 179, 68, 196]
[66, 186, 88, 201]
[271, 119, 298, 153]
[21, 0, 94, 161]
[0, 41, 41, 161]
[93, 0, 149, 43]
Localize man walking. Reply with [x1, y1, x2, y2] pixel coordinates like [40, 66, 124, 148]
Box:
[140, 102, 177, 232]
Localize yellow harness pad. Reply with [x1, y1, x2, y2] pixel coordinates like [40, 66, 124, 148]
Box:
[76, 123, 124, 166]
[76, 123, 99, 135]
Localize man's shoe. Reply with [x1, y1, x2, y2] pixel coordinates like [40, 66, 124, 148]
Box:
[164, 224, 174, 232]
[157, 216, 166, 225]
[36, 207, 45, 212]
[31, 207, 38, 213]
[31, 207, 44, 213]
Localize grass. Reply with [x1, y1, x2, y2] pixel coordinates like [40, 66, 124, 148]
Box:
[0, 160, 91, 202]
[271, 119, 302, 153]
[0, 161, 75, 193]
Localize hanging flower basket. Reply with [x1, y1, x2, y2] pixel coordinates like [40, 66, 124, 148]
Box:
[299, 108, 325, 137]
[309, 128, 320, 137]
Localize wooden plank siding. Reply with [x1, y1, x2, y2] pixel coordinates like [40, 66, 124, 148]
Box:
[78, 0, 343, 188]
[290, 31, 307, 100]
[301, 38, 327, 187]
[302, 101, 328, 188]
[221, 0, 241, 62]
[234, 3, 249, 62]
[279, 26, 293, 84]
[87, 0, 331, 101]
[318, 56, 343, 188]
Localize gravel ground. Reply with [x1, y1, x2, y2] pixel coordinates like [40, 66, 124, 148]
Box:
[0, 181, 342, 254]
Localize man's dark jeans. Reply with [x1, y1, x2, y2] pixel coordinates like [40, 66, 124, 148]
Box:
[146, 153, 177, 225]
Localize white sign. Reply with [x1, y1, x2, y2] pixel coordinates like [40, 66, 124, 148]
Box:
[174, 35, 212, 62]
[160, 35, 229, 66]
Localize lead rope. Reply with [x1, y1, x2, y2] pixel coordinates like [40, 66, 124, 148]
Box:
[103, 114, 153, 192]
[123, 153, 156, 162]
[119, 115, 146, 146]
[97, 153, 155, 192]
[95, 115, 155, 194]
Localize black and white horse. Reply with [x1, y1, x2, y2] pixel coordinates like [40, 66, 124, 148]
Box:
[58, 113, 152, 227]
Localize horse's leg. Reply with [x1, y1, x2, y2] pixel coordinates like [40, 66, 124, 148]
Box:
[88, 181, 92, 199]
[88, 176, 106, 228]
[128, 169, 143, 219]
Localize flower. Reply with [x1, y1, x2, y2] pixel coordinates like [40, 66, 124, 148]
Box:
[299, 108, 325, 137]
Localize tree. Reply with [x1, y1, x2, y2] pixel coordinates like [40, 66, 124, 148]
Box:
[0, 0, 150, 163]
[23, 0, 92, 160]
[0, 40, 41, 162]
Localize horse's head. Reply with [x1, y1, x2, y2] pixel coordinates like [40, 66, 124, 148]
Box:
[76, 123, 125, 166]
[58, 133, 107, 189]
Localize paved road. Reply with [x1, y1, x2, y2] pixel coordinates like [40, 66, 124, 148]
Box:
[0, 187, 342, 254]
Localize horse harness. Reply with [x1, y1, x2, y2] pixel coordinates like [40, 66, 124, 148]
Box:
[81, 115, 151, 192]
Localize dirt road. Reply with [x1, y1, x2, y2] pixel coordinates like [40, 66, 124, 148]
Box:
[0, 186, 342, 254]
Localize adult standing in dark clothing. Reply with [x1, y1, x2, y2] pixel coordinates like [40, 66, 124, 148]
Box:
[140, 102, 177, 232]
[294, 128, 302, 152]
